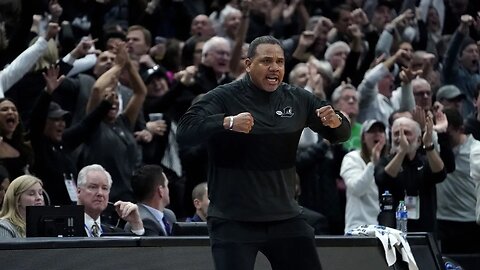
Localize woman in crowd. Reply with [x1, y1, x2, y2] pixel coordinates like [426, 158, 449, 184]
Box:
[0, 98, 33, 179]
[0, 175, 44, 238]
[341, 119, 387, 233]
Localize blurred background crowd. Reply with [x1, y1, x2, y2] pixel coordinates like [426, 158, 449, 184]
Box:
[0, 0, 480, 256]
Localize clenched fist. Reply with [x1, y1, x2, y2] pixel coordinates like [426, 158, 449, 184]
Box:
[316, 105, 342, 128]
[224, 112, 254, 133]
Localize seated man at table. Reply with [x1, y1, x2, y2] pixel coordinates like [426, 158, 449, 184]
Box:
[128, 164, 177, 236]
[186, 182, 209, 222]
[375, 117, 446, 234]
[76, 164, 145, 237]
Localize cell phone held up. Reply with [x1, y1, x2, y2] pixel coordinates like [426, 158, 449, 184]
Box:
[149, 113, 163, 121]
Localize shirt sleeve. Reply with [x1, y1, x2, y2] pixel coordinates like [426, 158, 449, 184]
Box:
[0, 37, 48, 96]
[341, 152, 375, 196]
[177, 87, 229, 146]
[130, 227, 145, 236]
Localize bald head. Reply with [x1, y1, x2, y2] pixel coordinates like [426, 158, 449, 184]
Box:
[412, 78, 432, 110]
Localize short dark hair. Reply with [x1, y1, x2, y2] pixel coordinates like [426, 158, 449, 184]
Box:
[331, 4, 351, 23]
[459, 37, 475, 57]
[247, 36, 284, 59]
[104, 31, 127, 42]
[443, 108, 464, 131]
[127, 25, 152, 47]
[388, 109, 408, 127]
[131, 165, 165, 202]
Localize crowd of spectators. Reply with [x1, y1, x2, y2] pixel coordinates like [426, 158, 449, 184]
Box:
[0, 0, 480, 255]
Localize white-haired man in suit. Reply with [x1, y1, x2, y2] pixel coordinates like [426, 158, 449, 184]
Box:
[77, 164, 144, 237]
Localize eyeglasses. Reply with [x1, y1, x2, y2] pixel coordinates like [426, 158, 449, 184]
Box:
[413, 91, 431, 97]
[340, 95, 357, 102]
[209, 50, 230, 57]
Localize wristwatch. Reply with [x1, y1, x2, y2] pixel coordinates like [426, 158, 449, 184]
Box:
[336, 113, 343, 123]
[423, 144, 434, 151]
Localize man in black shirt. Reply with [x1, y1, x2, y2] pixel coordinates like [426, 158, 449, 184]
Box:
[375, 116, 446, 234]
[178, 36, 350, 270]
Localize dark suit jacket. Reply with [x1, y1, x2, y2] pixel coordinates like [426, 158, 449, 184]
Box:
[82, 222, 133, 237]
[100, 224, 134, 236]
[125, 204, 177, 236]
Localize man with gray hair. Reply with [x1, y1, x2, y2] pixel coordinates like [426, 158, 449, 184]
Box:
[411, 77, 433, 111]
[375, 116, 446, 233]
[331, 83, 361, 150]
[324, 41, 350, 77]
[288, 63, 309, 89]
[200, 36, 233, 83]
[171, 36, 234, 121]
[76, 164, 144, 237]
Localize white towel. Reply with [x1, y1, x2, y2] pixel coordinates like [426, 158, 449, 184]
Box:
[346, 225, 418, 270]
[161, 122, 182, 177]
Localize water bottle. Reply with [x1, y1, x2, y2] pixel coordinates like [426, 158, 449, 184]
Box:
[396, 201, 408, 238]
[378, 191, 395, 228]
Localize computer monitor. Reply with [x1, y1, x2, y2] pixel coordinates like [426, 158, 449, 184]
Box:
[172, 222, 208, 236]
[26, 205, 85, 237]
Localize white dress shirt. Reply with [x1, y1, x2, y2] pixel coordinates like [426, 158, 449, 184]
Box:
[84, 213, 102, 237]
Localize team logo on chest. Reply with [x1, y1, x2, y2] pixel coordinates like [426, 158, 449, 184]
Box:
[275, 106, 294, 118]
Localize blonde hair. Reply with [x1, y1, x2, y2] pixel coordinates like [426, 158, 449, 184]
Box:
[29, 37, 58, 72]
[0, 175, 43, 237]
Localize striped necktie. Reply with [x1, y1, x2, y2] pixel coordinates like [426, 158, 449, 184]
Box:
[91, 221, 100, 237]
